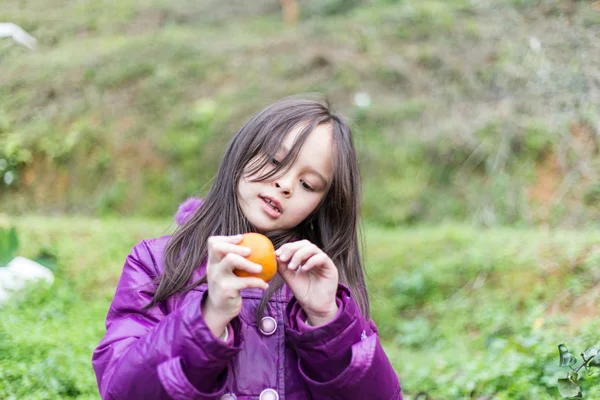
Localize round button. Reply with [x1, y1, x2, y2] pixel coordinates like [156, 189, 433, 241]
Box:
[259, 316, 277, 336]
[259, 388, 279, 400]
[220, 394, 237, 400]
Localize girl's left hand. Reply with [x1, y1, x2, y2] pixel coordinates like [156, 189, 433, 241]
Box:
[276, 240, 339, 326]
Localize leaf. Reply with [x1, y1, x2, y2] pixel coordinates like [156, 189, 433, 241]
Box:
[0, 226, 19, 266]
[8, 227, 18, 254]
[0, 229, 10, 266]
[558, 378, 582, 398]
[589, 353, 600, 367]
[583, 347, 598, 361]
[559, 344, 577, 368]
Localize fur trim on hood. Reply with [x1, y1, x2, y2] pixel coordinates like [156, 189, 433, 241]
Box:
[175, 197, 203, 225]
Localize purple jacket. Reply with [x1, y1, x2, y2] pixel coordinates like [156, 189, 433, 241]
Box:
[92, 204, 402, 399]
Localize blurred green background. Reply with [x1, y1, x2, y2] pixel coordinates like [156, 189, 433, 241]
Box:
[1, 0, 600, 399]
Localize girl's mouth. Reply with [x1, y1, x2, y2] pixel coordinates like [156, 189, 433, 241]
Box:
[260, 196, 282, 217]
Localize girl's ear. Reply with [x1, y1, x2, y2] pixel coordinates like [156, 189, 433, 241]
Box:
[175, 197, 203, 225]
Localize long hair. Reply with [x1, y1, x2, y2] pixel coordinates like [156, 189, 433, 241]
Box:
[143, 95, 370, 319]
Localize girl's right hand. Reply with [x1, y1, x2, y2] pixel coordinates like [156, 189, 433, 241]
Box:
[202, 234, 269, 338]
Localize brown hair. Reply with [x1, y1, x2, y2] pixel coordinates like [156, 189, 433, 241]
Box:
[144, 95, 370, 319]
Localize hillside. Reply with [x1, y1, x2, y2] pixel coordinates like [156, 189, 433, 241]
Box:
[1, 0, 599, 226]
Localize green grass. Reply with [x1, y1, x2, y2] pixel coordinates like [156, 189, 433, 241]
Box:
[0, 216, 171, 399]
[367, 224, 600, 398]
[2, 216, 600, 399]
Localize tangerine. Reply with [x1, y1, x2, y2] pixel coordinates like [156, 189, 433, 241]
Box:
[234, 233, 277, 282]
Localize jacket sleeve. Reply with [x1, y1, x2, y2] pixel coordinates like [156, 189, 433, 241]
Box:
[285, 284, 402, 400]
[92, 241, 242, 400]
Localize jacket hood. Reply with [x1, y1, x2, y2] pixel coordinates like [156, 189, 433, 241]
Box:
[175, 197, 203, 225]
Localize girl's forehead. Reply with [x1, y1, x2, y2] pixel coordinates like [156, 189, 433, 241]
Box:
[282, 122, 333, 146]
[284, 123, 334, 176]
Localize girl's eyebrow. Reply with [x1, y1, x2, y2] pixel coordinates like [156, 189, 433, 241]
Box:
[279, 145, 328, 186]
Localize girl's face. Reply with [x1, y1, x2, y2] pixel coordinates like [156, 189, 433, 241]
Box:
[237, 123, 334, 233]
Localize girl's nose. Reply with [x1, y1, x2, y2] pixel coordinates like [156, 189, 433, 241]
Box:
[274, 178, 292, 197]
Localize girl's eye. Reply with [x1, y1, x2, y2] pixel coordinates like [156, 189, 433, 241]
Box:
[301, 180, 314, 191]
[270, 157, 281, 166]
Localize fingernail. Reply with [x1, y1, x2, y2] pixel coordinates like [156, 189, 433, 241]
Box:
[288, 262, 296, 270]
[275, 249, 281, 256]
[280, 254, 289, 262]
[255, 263, 263, 271]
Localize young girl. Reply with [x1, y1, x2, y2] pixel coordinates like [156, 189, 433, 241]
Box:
[92, 96, 402, 400]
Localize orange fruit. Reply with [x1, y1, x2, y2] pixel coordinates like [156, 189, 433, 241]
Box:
[234, 233, 277, 282]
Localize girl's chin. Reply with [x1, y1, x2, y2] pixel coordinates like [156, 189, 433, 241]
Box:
[250, 218, 291, 233]
[247, 218, 276, 233]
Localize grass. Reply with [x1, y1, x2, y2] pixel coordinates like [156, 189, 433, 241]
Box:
[367, 223, 600, 398]
[0, 216, 171, 399]
[2, 216, 600, 398]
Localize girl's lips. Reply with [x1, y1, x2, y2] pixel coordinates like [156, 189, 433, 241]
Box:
[260, 195, 282, 212]
[260, 196, 282, 218]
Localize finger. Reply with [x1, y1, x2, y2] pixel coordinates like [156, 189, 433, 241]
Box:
[298, 253, 332, 273]
[208, 234, 243, 244]
[221, 253, 263, 274]
[207, 235, 242, 254]
[231, 276, 269, 291]
[277, 258, 296, 282]
[276, 240, 312, 263]
[210, 241, 252, 260]
[287, 244, 321, 271]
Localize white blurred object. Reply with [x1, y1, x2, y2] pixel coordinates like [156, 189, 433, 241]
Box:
[0, 22, 37, 50]
[528, 36, 541, 53]
[353, 92, 372, 108]
[0, 257, 54, 303]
